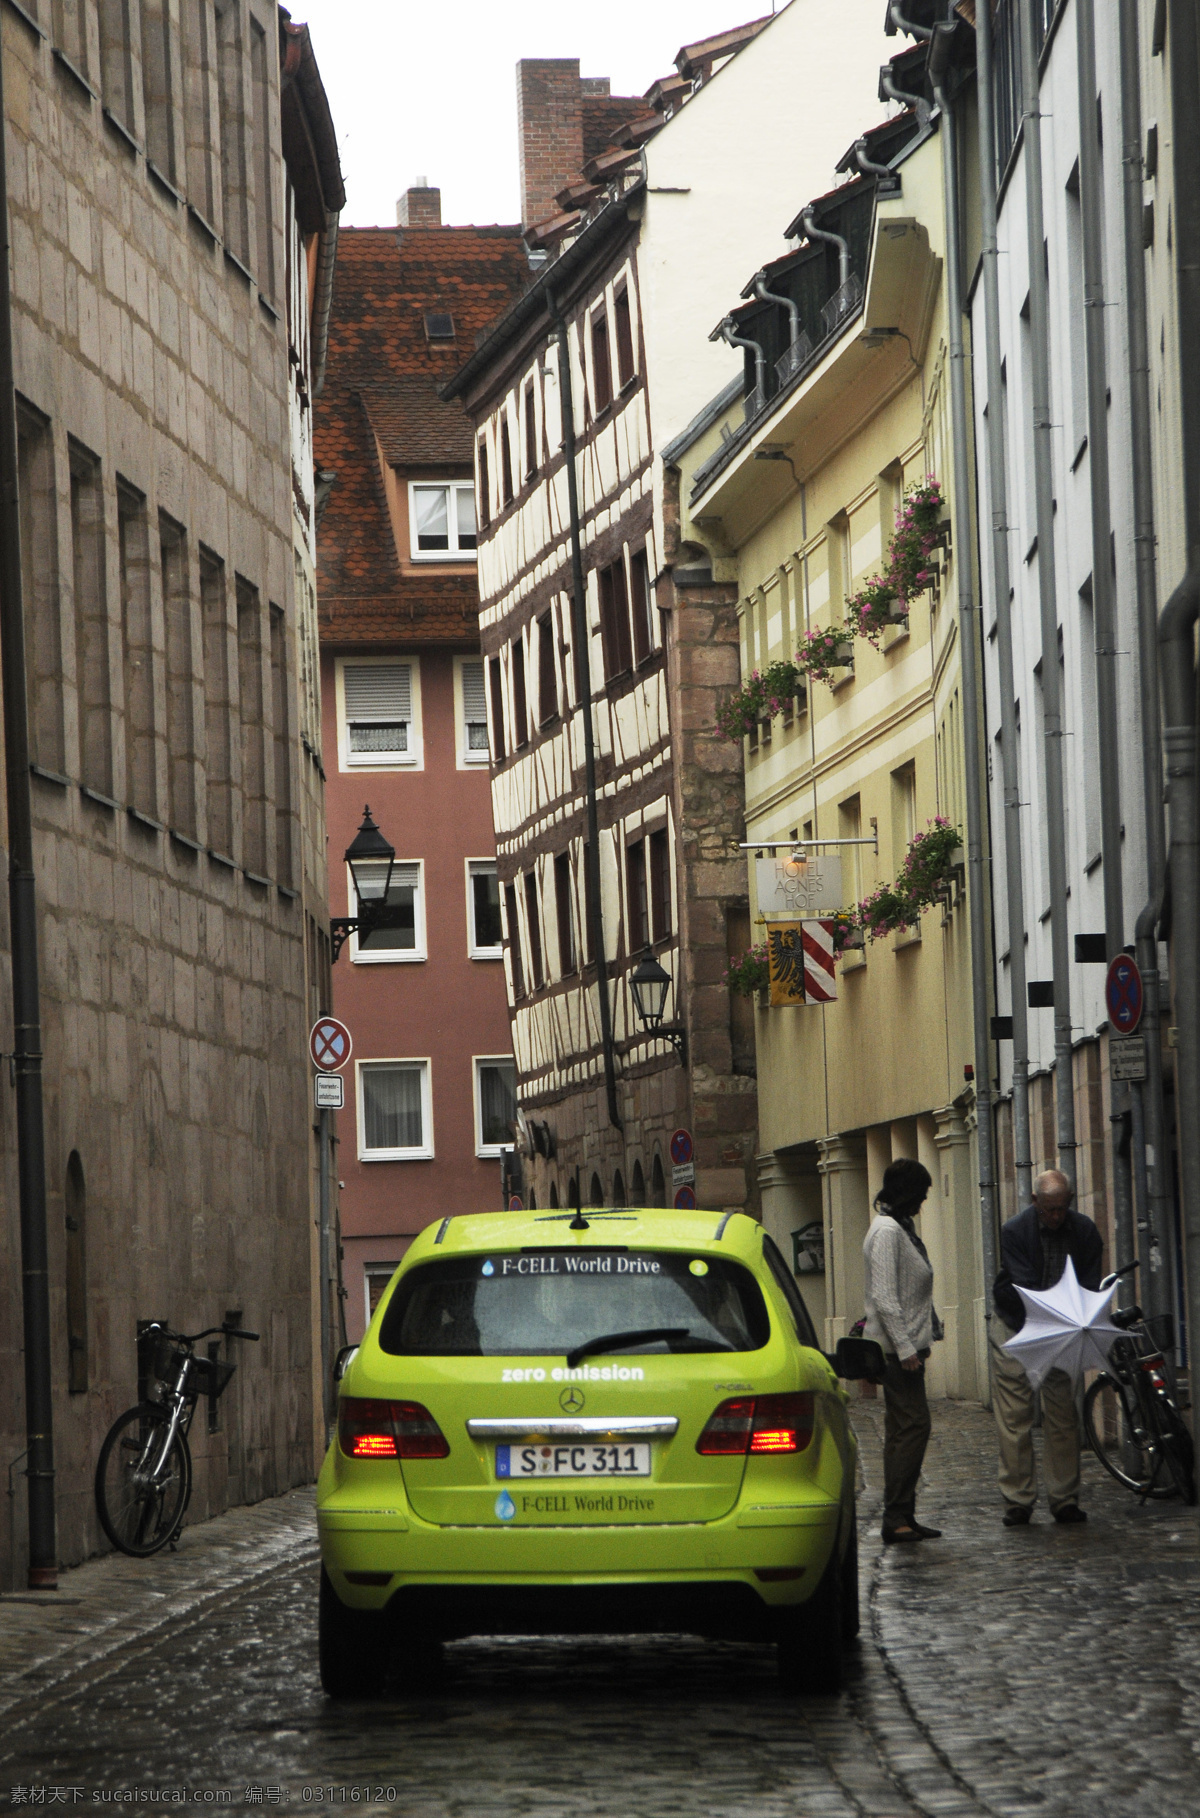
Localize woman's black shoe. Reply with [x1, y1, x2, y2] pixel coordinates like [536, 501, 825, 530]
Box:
[910, 1522, 942, 1539]
[1002, 1505, 1032, 1526]
[881, 1524, 921, 1543]
[1053, 1504, 1087, 1524]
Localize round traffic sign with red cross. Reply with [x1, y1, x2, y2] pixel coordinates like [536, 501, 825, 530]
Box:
[670, 1129, 693, 1167]
[310, 1016, 353, 1072]
[1105, 955, 1143, 1036]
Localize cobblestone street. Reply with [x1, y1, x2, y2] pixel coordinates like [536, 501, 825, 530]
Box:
[0, 1402, 1195, 1817]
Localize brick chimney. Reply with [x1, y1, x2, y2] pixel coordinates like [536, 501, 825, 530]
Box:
[517, 59, 584, 231]
[397, 178, 441, 227]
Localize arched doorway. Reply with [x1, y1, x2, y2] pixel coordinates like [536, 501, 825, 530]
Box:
[611, 1169, 626, 1208]
[588, 1172, 603, 1207]
[651, 1152, 666, 1208]
[631, 1160, 645, 1206]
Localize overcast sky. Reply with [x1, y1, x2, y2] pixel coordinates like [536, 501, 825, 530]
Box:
[294, 1, 786, 229]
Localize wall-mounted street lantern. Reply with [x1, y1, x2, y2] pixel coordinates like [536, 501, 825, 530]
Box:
[331, 806, 398, 962]
[629, 949, 687, 1065]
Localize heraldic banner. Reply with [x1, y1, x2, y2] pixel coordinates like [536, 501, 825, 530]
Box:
[767, 922, 806, 1006]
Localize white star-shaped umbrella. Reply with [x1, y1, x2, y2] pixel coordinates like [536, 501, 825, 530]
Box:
[1001, 1257, 1122, 1389]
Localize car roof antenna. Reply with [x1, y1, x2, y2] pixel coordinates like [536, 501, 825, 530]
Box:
[569, 1210, 590, 1231]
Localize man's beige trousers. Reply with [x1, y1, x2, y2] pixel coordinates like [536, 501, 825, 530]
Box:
[989, 1322, 1081, 1513]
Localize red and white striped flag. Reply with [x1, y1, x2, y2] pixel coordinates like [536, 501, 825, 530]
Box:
[802, 919, 838, 1003]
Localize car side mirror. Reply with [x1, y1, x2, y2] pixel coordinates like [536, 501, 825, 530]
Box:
[333, 1344, 358, 1383]
[827, 1336, 885, 1381]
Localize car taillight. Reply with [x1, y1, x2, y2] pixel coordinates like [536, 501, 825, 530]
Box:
[696, 1393, 814, 1456]
[338, 1398, 450, 1460]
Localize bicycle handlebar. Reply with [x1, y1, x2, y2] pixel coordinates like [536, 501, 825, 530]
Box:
[1100, 1260, 1140, 1291]
[143, 1321, 260, 1344]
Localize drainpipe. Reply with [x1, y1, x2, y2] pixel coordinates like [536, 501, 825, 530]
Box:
[0, 21, 56, 1586]
[713, 316, 767, 404]
[928, 24, 1001, 1302]
[799, 210, 850, 292]
[1076, 0, 1135, 1277]
[973, 0, 1033, 1211]
[1159, 576, 1200, 1384]
[880, 67, 932, 125]
[854, 139, 900, 192]
[1018, 0, 1078, 1187]
[751, 273, 801, 353]
[549, 296, 621, 1133]
[1119, 0, 1170, 1322]
[1163, 0, 1200, 1389]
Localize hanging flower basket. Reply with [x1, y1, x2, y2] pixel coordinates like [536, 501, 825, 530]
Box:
[846, 574, 903, 647]
[798, 626, 855, 684]
[724, 942, 770, 998]
[851, 816, 964, 944]
[899, 817, 963, 904]
[889, 478, 945, 605]
[717, 659, 804, 742]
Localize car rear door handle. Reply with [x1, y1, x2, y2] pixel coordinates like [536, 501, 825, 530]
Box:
[465, 1416, 680, 1440]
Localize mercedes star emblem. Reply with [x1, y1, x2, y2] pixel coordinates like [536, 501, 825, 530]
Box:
[559, 1387, 585, 1413]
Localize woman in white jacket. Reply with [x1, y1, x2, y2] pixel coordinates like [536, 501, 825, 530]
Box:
[862, 1157, 942, 1544]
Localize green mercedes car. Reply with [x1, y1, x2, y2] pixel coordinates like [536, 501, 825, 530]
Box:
[316, 1206, 879, 1696]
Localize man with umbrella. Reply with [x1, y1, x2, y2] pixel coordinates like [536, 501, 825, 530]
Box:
[991, 1169, 1104, 1526]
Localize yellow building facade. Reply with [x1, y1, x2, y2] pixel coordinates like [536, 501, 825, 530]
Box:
[674, 122, 987, 1400]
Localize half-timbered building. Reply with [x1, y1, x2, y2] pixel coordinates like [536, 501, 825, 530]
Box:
[444, 4, 894, 1215]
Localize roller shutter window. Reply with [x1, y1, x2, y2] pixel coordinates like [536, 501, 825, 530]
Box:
[461, 659, 489, 762]
[344, 662, 412, 765]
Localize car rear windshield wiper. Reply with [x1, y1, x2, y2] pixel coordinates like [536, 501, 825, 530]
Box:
[565, 1327, 694, 1369]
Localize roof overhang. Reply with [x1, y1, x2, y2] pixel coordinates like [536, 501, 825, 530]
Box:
[687, 203, 941, 541]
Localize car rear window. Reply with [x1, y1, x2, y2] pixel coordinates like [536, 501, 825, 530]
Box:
[377, 1250, 771, 1358]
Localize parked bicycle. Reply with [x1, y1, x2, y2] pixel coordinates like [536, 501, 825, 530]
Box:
[94, 1321, 259, 1556]
[1082, 1263, 1196, 1504]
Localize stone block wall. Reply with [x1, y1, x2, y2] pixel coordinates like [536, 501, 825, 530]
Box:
[0, 0, 317, 1586]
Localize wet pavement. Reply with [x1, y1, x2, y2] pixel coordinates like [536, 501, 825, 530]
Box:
[0, 1401, 1195, 1817]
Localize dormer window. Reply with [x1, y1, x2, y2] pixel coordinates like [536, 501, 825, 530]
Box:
[408, 481, 477, 559]
[424, 311, 455, 340]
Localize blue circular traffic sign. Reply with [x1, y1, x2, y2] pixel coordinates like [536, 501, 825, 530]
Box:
[1105, 954, 1143, 1035]
[674, 1185, 697, 1210]
[670, 1128, 693, 1167]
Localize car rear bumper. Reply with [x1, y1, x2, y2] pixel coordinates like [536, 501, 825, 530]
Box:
[318, 1497, 843, 1621]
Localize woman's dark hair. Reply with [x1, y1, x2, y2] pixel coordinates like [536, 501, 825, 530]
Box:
[877, 1157, 932, 1219]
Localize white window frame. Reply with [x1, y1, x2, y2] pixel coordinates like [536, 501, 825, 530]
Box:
[473, 1054, 518, 1158]
[336, 654, 423, 772]
[356, 1058, 434, 1161]
[364, 1262, 401, 1327]
[455, 655, 491, 768]
[407, 480, 478, 562]
[466, 857, 503, 959]
[348, 859, 426, 964]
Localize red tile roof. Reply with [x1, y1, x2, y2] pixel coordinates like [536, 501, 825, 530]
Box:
[315, 224, 529, 645]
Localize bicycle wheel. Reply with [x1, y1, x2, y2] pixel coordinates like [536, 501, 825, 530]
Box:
[95, 1403, 192, 1557]
[1083, 1374, 1158, 1494]
[1154, 1398, 1197, 1504]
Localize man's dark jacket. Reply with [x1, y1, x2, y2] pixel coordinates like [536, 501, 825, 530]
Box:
[992, 1205, 1104, 1331]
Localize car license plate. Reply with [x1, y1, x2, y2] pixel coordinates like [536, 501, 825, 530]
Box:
[496, 1442, 651, 1479]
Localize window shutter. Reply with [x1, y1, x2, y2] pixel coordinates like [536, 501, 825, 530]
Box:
[461, 660, 488, 753]
[344, 664, 412, 756]
[344, 663, 412, 721]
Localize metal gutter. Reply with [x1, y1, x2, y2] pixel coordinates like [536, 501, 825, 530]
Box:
[660, 374, 744, 468]
[929, 18, 1001, 1297]
[1019, 0, 1077, 1185]
[1119, 0, 1171, 1321]
[1076, 0, 1134, 1276]
[974, 0, 1032, 1211]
